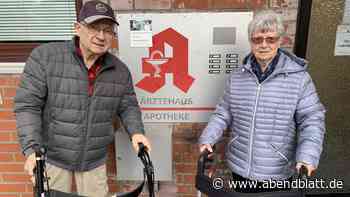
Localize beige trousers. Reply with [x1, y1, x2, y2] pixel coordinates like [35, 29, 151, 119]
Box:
[45, 163, 109, 197]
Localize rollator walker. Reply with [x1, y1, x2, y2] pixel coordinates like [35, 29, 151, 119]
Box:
[33, 144, 155, 197]
[195, 148, 349, 197]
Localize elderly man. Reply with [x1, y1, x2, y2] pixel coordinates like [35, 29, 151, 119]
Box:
[14, 1, 151, 196]
[199, 10, 325, 193]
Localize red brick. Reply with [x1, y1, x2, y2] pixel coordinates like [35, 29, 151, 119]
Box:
[173, 124, 192, 134]
[0, 98, 14, 110]
[106, 162, 116, 173]
[0, 75, 20, 86]
[176, 174, 184, 183]
[107, 178, 117, 186]
[175, 163, 196, 173]
[136, 0, 171, 9]
[21, 194, 33, 197]
[108, 183, 118, 193]
[175, 163, 185, 172]
[14, 153, 25, 162]
[177, 185, 192, 193]
[0, 144, 20, 153]
[0, 121, 16, 131]
[247, 0, 267, 9]
[0, 111, 15, 120]
[191, 123, 206, 131]
[173, 130, 198, 142]
[173, 152, 183, 162]
[0, 164, 24, 172]
[116, 182, 139, 193]
[25, 183, 33, 192]
[174, 123, 192, 129]
[173, 143, 191, 153]
[0, 194, 18, 197]
[2, 174, 31, 182]
[183, 152, 198, 163]
[211, 0, 247, 9]
[174, 0, 209, 9]
[0, 184, 26, 192]
[1, 88, 16, 98]
[110, 0, 133, 10]
[184, 175, 195, 184]
[0, 153, 13, 162]
[0, 132, 11, 141]
[9, 133, 17, 142]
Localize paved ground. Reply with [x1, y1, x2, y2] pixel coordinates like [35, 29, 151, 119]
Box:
[157, 182, 177, 197]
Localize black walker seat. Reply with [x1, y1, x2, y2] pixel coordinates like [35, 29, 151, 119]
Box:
[195, 149, 349, 197]
[34, 144, 155, 197]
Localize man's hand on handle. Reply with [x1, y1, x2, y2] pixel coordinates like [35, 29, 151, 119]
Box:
[24, 152, 36, 184]
[131, 133, 151, 153]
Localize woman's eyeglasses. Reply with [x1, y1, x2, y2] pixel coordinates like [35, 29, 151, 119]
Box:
[251, 36, 280, 44]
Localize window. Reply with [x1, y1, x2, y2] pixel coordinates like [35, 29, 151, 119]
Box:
[0, 0, 82, 62]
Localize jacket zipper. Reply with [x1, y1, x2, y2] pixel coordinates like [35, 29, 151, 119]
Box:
[245, 67, 288, 178]
[72, 54, 89, 170]
[79, 63, 90, 170]
[247, 83, 261, 177]
[72, 52, 114, 170]
[80, 65, 113, 170]
[81, 95, 90, 170]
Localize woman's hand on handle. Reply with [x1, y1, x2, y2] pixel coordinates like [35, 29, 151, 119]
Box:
[296, 162, 316, 177]
[199, 144, 213, 153]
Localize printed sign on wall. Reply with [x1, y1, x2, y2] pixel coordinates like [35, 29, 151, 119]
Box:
[117, 12, 253, 122]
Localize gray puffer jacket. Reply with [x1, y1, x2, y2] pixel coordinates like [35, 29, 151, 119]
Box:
[14, 39, 144, 171]
[199, 49, 325, 181]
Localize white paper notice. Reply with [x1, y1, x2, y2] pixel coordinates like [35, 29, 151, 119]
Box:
[130, 19, 153, 47]
[334, 25, 350, 56]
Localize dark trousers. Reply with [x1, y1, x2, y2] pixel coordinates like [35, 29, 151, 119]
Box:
[231, 172, 292, 193]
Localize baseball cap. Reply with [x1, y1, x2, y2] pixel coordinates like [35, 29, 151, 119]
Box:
[78, 0, 119, 25]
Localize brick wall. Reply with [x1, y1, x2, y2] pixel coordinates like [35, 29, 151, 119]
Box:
[0, 75, 33, 197]
[0, 0, 298, 196]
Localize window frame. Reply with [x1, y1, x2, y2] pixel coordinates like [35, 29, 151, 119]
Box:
[0, 0, 82, 63]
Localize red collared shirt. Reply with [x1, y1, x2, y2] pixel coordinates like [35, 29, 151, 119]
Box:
[87, 63, 101, 96]
[75, 42, 102, 96]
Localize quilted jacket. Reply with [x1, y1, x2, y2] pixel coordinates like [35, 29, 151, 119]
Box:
[14, 38, 144, 171]
[199, 49, 326, 181]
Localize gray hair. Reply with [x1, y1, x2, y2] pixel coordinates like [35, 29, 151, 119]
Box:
[248, 10, 284, 40]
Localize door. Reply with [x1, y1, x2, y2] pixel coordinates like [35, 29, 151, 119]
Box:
[306, 0, 350, 193]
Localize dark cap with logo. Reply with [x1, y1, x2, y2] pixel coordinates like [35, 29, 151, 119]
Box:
[78, 0, 118, 25]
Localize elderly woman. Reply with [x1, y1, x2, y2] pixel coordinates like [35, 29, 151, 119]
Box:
[199, 10, 325, 193]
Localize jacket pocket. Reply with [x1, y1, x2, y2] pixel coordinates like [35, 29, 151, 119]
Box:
[269, 143, 289, 163]
[227, 134, 239, 153]
[229, 134, 239, 145]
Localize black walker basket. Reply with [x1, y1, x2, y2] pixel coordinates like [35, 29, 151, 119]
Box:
[195, 149, 349, 197]
[33, 144, 155, 197]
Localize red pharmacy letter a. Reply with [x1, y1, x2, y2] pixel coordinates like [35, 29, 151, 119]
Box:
[136, 28, 195, 93]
